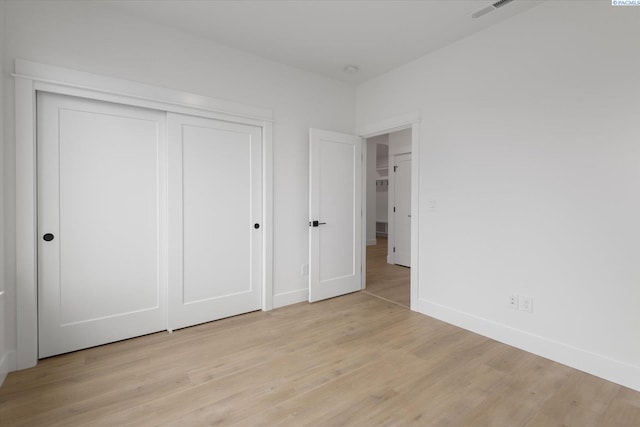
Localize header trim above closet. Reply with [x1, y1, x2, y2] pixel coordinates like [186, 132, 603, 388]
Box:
[13, 59, 274, 123]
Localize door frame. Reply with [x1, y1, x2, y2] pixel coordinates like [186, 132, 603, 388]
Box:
[358, 112, 420, 311]
[13, 59, 274, 370]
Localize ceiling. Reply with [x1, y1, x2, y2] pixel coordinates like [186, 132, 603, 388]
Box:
[104, 0, 541, 85]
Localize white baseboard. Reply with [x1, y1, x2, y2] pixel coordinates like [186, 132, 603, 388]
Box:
[273, 288, 309, 309]
[0, 350, 16, 387]
[418, 298, 640, 392]
[367, 239, 377, 246]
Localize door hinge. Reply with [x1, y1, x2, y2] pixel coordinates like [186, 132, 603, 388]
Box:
[393, 247, 396, 253]
[393, 206, 396, 212]
[394, 166, 398, 172]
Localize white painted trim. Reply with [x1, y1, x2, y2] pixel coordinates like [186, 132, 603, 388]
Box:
[419, 298, 640, 392]
[14, 59, 273, 122]
[0, 350, 16, 386]
[32, 82, 269, 129]
[358, 113, 420, 312]
[273, 288, 309, 309]
[15, 76, 38, 370]
[357, 112, 420, 138]
[366, 239, 377, 246]
[0, 0, 4, 382]
[361, 139, 367, 290]
[409, 123, 420, 311]
[14, 60, 274, 371]
[262, 122, 274, 311]
[0, 288, 6, 387]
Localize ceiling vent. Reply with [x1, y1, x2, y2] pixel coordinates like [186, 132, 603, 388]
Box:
[493, 0, 516, 8]
[472, 0, 516, 19]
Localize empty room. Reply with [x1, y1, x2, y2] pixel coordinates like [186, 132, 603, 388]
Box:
[1, 0, 639, 425]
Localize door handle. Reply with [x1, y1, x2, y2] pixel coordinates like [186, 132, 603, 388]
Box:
[309, 220, 327, 227]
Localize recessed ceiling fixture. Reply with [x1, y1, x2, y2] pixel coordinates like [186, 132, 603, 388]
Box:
[343, 65, 359, 74]
[472, 0, 517, 19]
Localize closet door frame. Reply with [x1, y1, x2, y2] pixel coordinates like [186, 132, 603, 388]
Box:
[13, 59, 274, 370]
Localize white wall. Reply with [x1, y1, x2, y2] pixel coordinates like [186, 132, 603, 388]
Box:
[357, 1, 640, 391]
[0, 0, 8, 387]
[388, 128, 411, 158]
[1, 0, 355, 371]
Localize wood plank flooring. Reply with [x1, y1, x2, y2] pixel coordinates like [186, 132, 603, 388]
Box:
[365, 237, 410, 307]
[1, 292, 639, 426]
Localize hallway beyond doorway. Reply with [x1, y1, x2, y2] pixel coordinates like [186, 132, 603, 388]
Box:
[365, 237, 410, 307]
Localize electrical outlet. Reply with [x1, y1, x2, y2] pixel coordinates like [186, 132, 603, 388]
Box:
[509, 294, 519, 309]
[301, 264, 309, 276]
[519, 295, 533, 313]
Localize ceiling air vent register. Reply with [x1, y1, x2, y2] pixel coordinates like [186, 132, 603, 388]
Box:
[472, 0, 517, 19]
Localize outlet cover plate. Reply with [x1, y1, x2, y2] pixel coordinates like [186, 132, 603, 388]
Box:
[509, 294, 519, 309]
[519, 295, 533, 313]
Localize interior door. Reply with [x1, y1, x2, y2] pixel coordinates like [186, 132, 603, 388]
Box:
[309, 129, 362, 302]
[37, 92, 167, 358]
[167, 113, 262, 330]
[393, 153, 412, 267]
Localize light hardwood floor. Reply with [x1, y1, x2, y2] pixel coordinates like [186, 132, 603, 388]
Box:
[365, 236, 410, 307]
[2, 294, 640, 425]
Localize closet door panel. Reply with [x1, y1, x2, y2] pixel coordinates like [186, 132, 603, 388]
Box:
[168, 113, 262, 330]
[38, 92, 167, 358]
[182, 125, 252, 302]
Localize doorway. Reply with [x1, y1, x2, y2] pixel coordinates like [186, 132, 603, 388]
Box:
[364, 129, 413, 307]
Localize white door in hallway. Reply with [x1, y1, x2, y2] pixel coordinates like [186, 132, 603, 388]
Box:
[393, 153, 412, 267]
[37, 93, 167, 358]
[167, 113, 263, 330]
[308, 129, 362, 302]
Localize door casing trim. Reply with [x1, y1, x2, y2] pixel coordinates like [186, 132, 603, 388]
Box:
[14, 59, 274, 370]
[358, 112, 420, 312]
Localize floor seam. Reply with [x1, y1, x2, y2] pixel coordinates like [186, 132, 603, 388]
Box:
[361, 290, 409, 310]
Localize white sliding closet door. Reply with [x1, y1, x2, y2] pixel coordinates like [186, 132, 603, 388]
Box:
[168, 113, 263, 330]
[37, 92, 167, 358]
